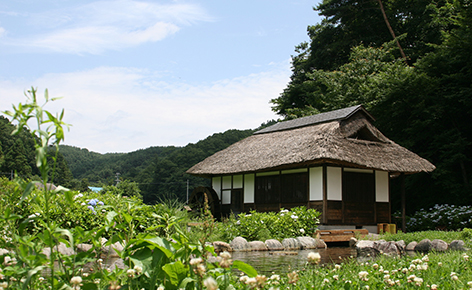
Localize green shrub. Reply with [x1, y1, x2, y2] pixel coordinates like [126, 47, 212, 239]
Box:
[407, 204, 472, 232]
[218, 206, 321, 242]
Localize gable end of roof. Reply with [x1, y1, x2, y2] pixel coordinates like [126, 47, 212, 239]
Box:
[254, 105, 374, 135]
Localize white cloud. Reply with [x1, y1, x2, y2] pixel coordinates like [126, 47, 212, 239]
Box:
[3, 0, 212, 54]
[0, 27, 5, 37]
[0, 61, 290, 153]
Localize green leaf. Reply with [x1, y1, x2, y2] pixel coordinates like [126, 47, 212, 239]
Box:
[19, 182, 35, 205]
[145, 237, 174, 258]
[122, 212, 132, 224]
[63, 188, 74, 205]
[178, 277, 195, 289]
[233, 260, 258, 277]
[55, 228, 74, 248]
[162, 261, 187, 286]
[106, 211, 118, 229]
[23, 266, 46, 290]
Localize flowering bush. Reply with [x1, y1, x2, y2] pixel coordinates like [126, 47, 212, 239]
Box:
[219, 206, 321, 241]
[406, 204, 472, 231]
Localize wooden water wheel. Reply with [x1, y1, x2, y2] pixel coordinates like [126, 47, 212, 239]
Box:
[188, 186, 220, 217]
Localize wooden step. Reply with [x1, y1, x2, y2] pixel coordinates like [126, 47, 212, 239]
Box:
[315, 229, 369, 242]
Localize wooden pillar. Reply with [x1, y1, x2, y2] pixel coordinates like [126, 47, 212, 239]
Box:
[322, 166, 328, 224]
[401, 173, 406, 232]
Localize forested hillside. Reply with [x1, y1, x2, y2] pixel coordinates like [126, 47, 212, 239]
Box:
[272, 0, 472, 213]
[59, 129, 255, 203]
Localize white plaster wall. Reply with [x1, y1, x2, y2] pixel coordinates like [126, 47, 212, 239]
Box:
[309, 167, 323, 201]
[244, 174, 255, 203]
[212, 177, 221, 200]
[327, 167, 342, 201]
[233, 175, 243, 188]
[375, 171, 389, 202]
[222, 176, 232, 189]
[222, 190, 231, 204]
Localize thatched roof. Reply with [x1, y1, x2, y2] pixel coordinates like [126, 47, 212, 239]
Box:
[187, 106, 435, 177]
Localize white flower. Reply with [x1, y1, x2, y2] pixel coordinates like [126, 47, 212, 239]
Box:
[203, 277, 218, 290]
[413, 277, 423, 286]
[358, 271, 368, 280]
[71, 276, 82, 285]
[307, 252, 321, 265]
[134, 265, 143, 275]
[127, 269, 136, 278]
[300, 228, 305, 234]
[189, 257, 203, 266]
[291, 215, 298, 219]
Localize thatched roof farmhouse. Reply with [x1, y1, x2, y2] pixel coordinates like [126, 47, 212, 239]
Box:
[187, 105, 435, 231]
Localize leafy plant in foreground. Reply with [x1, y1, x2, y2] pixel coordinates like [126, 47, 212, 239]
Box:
[0, 88, 258, 290]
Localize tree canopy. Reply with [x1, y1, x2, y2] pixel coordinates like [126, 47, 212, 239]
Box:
[272, 0, 472, 213]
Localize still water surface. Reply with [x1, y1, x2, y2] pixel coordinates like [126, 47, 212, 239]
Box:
[232, 247, 356, 275]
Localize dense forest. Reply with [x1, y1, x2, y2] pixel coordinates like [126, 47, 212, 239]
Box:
[271, 0, 472, 212]
[1, 0, 471, 214]
[58, 129, 256, 203]
[0, 115, 257, 203]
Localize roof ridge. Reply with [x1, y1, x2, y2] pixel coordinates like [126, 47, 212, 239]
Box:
[254, 105, 370, 135]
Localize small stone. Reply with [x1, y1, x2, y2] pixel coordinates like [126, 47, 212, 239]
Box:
[230, 237, 250, 252]
[349, 237, 358, 247]
[414, 239, 432, 252]
[265, 239, 283, 251]
[297, 237, 318, 249]
[449, 240, 467, 251]
[282, 238, 301, 250]
[356, 240, 380, 259]
[377, 241, 400, 257]
[395, 240, 406, 252]
[213, 241, 232, 252]
[431, 239, 448, 252]
[248, 241, 268, 251]
[42, 242, 75, 259]
[77, 243, 93, 253]
[406, 241, 417, 251]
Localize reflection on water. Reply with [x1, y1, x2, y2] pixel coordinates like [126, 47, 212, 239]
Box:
[232, 247, 356, 275]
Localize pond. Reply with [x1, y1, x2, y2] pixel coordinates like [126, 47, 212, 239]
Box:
[232, 246, 356, 275]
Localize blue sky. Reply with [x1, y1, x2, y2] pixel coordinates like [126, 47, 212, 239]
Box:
[0, 0, 322, 153]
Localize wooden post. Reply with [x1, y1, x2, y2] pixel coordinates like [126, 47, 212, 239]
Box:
[322, 166, 328, 224]
[401, 173, 406, 232]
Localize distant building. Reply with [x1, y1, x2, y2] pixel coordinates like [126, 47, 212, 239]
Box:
[88, 186, 103, 193]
